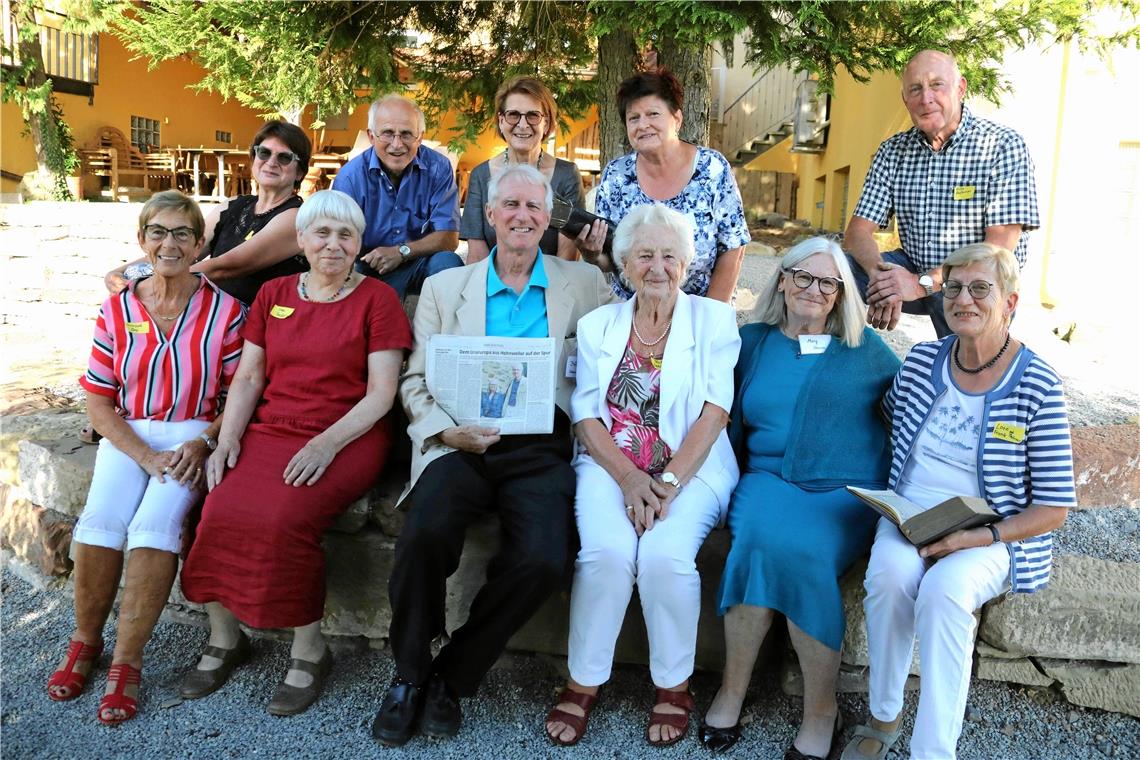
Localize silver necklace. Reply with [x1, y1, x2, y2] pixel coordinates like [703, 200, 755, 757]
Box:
[503, 150, 543, 170]
[300, 271, 353, 302]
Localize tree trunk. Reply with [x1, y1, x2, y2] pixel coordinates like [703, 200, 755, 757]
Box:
[595, 29, 713, 169]
[596, 28, 638, 168]
[656, 42, 712, 148]
[14, 2, 49, 173]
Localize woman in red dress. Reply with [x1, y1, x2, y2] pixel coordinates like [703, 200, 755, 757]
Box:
[179, 189, 412, 716]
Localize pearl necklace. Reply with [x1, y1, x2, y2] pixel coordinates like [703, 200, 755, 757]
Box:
[300, 271, 353, 302]
[954, 333, 1011, 374]
[632, 317, 672, 358]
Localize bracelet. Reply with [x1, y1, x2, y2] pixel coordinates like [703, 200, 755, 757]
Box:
[988, 524, 1002, 545]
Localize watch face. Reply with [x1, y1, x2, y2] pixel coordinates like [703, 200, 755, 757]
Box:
[399, 244, 411, 258]
[662, 472, 679, 487]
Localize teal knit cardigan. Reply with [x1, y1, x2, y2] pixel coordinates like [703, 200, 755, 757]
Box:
[728, 322, 901, 491]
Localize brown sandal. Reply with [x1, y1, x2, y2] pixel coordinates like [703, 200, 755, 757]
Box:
[646, 687, 695, 747]
[544, 687, 599, 746]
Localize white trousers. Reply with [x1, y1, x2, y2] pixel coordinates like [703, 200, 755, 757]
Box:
[863, 518, 1010, 760]
[73, 418, 208, 554]
[567, 457, 721, 687]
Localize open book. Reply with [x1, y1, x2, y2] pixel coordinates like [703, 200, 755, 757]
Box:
[846, 487, 999, 548]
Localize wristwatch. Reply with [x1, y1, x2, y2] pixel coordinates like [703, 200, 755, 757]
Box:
[918, 274, 936, 297]
[199, 433, 218, 451]
[660, 471, 682, 491]
[398, 244, 412, 261]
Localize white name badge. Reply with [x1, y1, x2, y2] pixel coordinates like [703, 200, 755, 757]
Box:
[565, 353, 578, 378]
[798, 334, 832, 355]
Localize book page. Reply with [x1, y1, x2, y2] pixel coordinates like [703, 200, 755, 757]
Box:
[846, 487, 926, 524]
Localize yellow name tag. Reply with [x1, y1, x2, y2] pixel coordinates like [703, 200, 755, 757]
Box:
[270, 305, 295, 319]
[954, 185, 976, 201]
[125, 321, 150, 334]
[992, 422, 1026, 444]
[244, 229, 255, 241]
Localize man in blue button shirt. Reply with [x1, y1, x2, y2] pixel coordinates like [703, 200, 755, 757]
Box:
[333, 95, 463, 298]
[372, 164, 614, 747]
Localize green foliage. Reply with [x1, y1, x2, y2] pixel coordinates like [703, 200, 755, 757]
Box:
[38, 96, 81, 199]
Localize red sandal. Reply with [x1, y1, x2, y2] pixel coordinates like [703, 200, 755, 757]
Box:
[47, 638, 104, 701]
[97, 663, 141, 725]
[544, 687, 600, 746]
[646, 687, 695, 747]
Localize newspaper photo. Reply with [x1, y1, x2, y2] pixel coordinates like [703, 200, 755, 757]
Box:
[426, 335, 557, 435]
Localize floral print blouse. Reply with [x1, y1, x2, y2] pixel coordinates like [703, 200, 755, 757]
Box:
[594, 144, 751, 299]
[606, 340, 673, 474]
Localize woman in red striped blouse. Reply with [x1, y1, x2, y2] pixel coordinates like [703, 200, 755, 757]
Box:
[46, 190, 245, 725]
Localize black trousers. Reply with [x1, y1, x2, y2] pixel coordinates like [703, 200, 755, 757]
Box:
[388, 412, 575, 696]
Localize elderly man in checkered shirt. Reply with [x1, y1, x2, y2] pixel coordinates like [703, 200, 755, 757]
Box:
[844, 50, 1039, 337]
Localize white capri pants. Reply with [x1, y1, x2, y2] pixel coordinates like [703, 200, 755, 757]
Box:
[863, 517, 1010, 760]
[73, 418, 209, 555]
[567, 456, 721, 688]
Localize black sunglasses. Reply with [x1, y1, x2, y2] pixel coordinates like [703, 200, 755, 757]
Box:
[252, 145, 299, 166]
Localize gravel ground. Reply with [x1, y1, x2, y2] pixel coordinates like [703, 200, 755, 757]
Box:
[3, 567, 1138, 760]
[1055, 507, 1140, 563]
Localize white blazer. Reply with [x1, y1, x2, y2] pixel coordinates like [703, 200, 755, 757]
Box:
[570, 291, 742, 513]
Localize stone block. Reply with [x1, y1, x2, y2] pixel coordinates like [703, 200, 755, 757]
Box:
[0, 412, 86, 487]
[322, 529, 397, 639]
[974, 643, 1053, 687]
[1040, 658, 1140, 718]
[329, 495, 369, 534]
[979, 555, 1140, 663]
[1070, 425, 1140, 508]
[368, 473, 407, 537]
[17, 437, 97, 517]
[0, 489, 75, 576]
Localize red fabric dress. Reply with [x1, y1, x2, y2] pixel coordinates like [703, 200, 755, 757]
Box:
[181, 275, 411, 628]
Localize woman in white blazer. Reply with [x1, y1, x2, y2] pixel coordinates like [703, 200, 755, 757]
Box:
[544, 204, 740, 747]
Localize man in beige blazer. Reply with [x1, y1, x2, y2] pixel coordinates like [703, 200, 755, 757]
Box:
[373, 164, 614, 747]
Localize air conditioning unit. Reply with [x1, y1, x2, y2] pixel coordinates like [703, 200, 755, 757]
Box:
[791, 80, 829, 153]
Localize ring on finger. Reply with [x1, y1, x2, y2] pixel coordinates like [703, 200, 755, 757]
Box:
[625, 505, 635, 514]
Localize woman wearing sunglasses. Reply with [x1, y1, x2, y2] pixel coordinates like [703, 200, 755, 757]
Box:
[105, 121, 313, 306]
[700, 237, 900, 757]
[460, 76, 585, 262]
[842, 243, 1075, 760]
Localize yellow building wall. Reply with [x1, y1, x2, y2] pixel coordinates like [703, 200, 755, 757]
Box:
[1, 31, 267, 193]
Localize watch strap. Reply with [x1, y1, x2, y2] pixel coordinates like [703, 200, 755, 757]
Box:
[988, 524, 1002, 544]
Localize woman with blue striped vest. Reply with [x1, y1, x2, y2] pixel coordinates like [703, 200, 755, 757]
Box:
[843, 243, 1077, 760]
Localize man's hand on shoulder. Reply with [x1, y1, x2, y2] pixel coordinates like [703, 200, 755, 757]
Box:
[439, 425, 501, 454]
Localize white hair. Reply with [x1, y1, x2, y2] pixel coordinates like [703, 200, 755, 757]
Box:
[368, 95, 426, 136]
[295, 189, 365, 236]
[486, 163, 553, 212]
[611, 204, 695, 278]
[752, 236, 867, 347]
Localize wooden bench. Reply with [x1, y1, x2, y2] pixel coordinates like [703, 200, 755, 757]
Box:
[76, 126, 177, 201]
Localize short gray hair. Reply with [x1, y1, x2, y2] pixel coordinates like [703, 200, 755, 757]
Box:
[295, 189, 365, 236]
[941, 243, 1019, 295]
[486, 163, 553, 212]
[611, 204, 695, 278]
[752, 236, 867, 347]
[368, 95, 426, 136]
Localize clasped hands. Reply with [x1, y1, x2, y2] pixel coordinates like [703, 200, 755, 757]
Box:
[865, 262, 928, 330]
[140, 438, 209, 489]
[619, 469, 678, 536]
[360, 246, 405, 276]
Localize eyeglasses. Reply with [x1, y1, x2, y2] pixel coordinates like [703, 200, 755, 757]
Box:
[784, 268, 842, 295]
[501, 110, 545, 126]
[372, 129, 419, 144]
[252, 145, 299, 166]
[942, 279, 995, 299]
[143, 224, 197, 244]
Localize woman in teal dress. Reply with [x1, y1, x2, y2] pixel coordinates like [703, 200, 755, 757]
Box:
[699, 237, 900, 758]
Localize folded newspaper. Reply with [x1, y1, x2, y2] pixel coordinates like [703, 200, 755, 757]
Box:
[426, 335, 556, 435]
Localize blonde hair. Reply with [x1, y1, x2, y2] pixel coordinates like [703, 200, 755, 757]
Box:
[941, 243, 1019, 295]
[752, 236, 866, 347]
[139, 190, 204, 240]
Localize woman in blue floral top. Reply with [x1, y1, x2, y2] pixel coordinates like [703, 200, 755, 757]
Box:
[575, 69, 751, 302]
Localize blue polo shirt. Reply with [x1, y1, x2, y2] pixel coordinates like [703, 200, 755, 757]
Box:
[486, 248, 549, 338]
[332, 144, 460, 253]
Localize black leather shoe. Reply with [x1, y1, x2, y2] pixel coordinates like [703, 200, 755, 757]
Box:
[371, 679, 424, 747]
[420, 676, 462, 738]
[699, 718, 743, 753]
